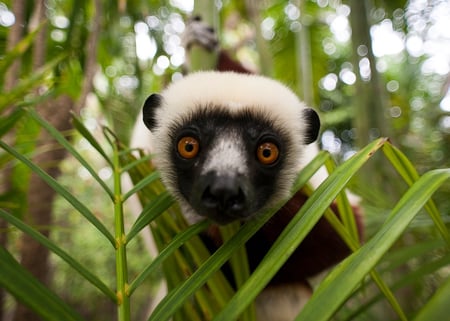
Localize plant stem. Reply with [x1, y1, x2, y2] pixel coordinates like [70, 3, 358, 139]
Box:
[112, 141, 130, 321]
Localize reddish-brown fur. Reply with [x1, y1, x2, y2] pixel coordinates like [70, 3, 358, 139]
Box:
[216, 51, 253, 74]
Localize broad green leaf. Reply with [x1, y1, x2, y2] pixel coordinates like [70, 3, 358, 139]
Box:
[127, 191, 175, 243]
[0, 246, 84, 321]
[324, 157, 359, 240]
[383, 142, 450, 245]
[146, 192, 236, 315]
[0, 209, 116, 302]
[219, 222, 256, 321]
[302, 184, 407, 320]
[71, 115, 112, 166]
[382, 141, 420, 186]
[27, 108, 114, 199]
[295, 168, 450, 321]
[161, 210, 237, 315]
[128, 220, 210, 295]
[120, 153, 152, 174]
[147, 139, 379, 321]
[212, 138, 386, 321]
[0, 140, 115, 245]
[291, 150, 330, 191]
[122, 171, 160, 201]
[148, 208, 272, 321]
[343, 251, 450, 320]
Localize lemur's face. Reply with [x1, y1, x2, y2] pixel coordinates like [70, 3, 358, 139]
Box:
[167, 108, 291, 224]
[142, 72, 320, 224]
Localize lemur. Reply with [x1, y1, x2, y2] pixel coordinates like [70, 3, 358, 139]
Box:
[131, 16, 363, 321]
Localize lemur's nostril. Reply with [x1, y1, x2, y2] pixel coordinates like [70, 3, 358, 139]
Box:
[201, 174, 246, 213]
[202, 185, 245, 212]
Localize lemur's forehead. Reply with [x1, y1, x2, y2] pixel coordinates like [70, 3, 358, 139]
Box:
[157, 71, 307, 129]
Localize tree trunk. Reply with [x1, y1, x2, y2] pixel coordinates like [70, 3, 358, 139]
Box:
[296, 0, 313, 105]
[11, 0, 102, 317]
[4, 0, 26, 91]
[348, 0, 388, 146]
[11, 1, 74, 320]
[75, 0, 102, 113]
[246, 0, 273, 76]
[348, 0, 399, 200]
[1, 0, 26, 319]
[13, 96, 74, 321]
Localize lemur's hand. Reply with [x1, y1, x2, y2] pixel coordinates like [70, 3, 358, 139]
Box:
[182, 16, 218, 51]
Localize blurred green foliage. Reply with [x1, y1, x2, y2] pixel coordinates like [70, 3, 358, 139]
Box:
[0, 0, 449, 320]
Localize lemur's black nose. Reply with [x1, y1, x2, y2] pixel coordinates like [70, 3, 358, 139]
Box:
[201, 173, 246, 214]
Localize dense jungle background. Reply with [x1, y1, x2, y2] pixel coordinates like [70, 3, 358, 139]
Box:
[0, 0, 449, 320]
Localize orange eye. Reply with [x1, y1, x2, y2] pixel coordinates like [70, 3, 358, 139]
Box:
[257, 142, 279, 165]
[177, 136, 200, 159]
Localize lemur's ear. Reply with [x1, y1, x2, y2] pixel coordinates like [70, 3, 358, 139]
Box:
[142, 94, 163, 130]
[303, 108, 320, 144]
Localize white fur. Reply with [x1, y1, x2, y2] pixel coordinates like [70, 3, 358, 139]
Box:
[255, 284, 312, 321]
[153, 71, 308, 137]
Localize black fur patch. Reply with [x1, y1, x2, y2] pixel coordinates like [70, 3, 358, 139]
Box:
[169, 106, 291, 223]
[303, 108, 320, 144]
[142, 94, 163, 130]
